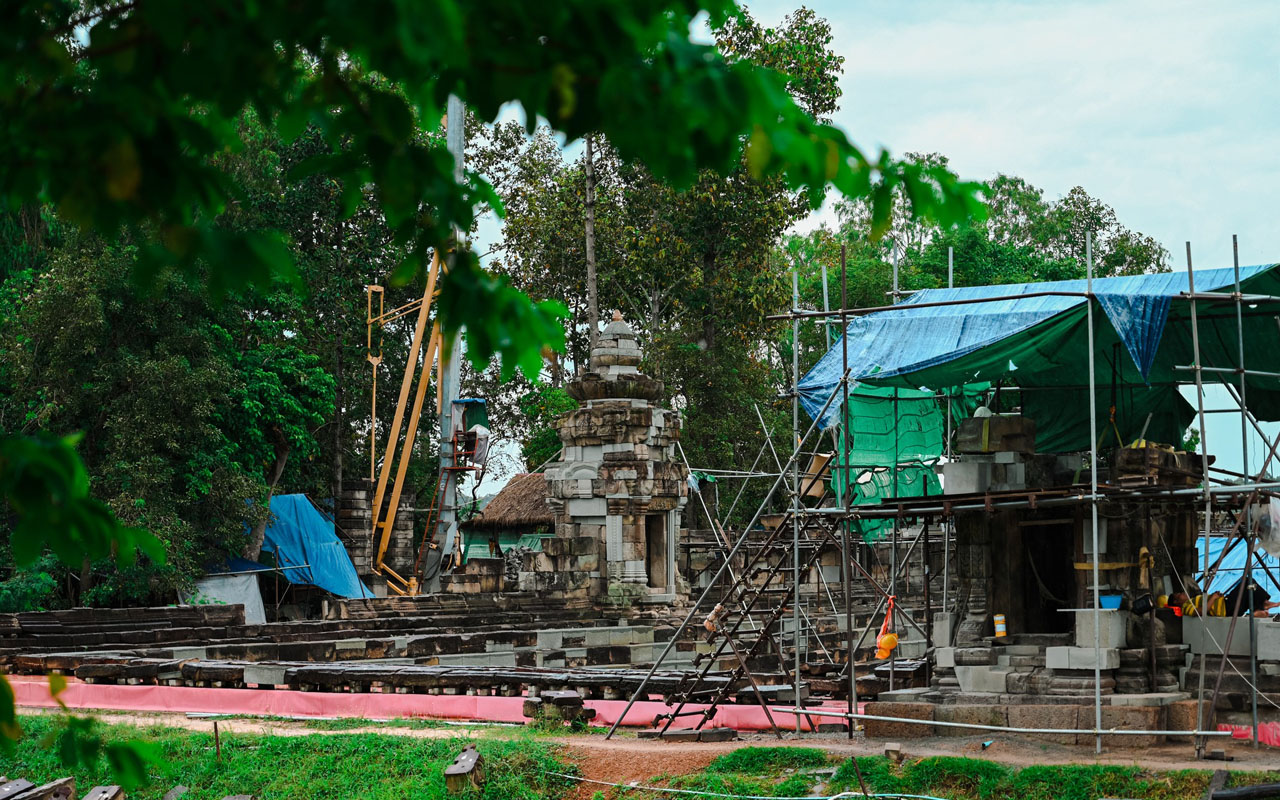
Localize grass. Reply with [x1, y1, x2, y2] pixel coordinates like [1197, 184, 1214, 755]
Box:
[665, 747, 835, 799]
[0, 715, 575, 800]
[830, 755, 1278, 800]
[704, 747, 832, 775]
[610, 748, 1280, 800]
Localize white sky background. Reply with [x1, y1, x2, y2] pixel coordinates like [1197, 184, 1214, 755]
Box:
[749, 0, 1280, 265]
[468, 1, 1280, 493]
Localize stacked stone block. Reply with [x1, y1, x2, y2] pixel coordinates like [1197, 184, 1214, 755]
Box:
[336, 479, 418, 583]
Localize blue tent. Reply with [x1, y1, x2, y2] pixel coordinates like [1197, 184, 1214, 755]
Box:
[797, 264, 1280, 450]
[1196, 536, 1280, 598]
[260, 494, 374, 599]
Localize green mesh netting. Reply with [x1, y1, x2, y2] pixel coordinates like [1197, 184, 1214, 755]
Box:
[827, 386, 944, 542]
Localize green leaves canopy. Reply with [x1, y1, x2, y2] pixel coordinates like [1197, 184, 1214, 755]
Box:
[3, 0, 981, 377]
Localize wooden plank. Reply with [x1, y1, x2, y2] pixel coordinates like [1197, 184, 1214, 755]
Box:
[0, 781, 36, 799]
[79, 787, 123, 800]
[443, 745, 484, 793]
[1204, 771, 1230, 800]
[14, 777, 75, 799]
[1211, 783, 1280, 800]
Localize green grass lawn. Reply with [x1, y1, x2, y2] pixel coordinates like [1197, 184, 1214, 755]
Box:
[0, 716, 575, 800]
[645, 747, 1277, 800]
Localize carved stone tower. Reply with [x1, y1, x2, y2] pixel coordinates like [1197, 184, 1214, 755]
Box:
[544, 313, 688, 603]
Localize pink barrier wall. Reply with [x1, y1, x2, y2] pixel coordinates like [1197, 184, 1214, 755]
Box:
[1219, 721, 1280, 748]
[10, 677, 850, 732]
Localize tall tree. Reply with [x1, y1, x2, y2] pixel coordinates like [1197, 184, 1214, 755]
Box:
[472, 6, 852, 489]
[584, 135, 600, 351]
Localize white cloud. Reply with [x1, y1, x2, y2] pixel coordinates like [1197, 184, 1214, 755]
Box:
[746, 0, 1280, 265]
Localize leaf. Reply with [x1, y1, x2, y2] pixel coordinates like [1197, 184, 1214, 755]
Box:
[48, 673, 67, 703]
[105, 740, 159, 790]
[0, 677, 18, 743]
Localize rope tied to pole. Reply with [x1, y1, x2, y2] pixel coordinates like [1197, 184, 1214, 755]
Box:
[875, 595, 899, 659]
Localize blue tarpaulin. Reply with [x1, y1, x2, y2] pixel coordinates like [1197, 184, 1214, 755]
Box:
[798, 264, 1280, 432]
[1196, 536, 1280, 598]
[260, 494, 374, 599]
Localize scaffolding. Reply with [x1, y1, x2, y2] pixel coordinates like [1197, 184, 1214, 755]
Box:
[608, 234, 1277, 754]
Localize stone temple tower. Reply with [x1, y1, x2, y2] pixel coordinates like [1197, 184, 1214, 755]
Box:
[543, 313, 688, 603]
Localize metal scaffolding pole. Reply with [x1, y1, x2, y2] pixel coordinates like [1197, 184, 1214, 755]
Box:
[1186, 242, 1214, 759]
[1086, 231, 1103, 755]
[943, 246, 954, 616]
[1232, 233, 1261, 749]
[791, 265, 802, 736]
[841, 243, 857, 738]
[821, 264, 832, 350]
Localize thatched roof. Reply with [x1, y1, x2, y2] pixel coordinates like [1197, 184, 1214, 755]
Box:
[463, 473, 552, 532]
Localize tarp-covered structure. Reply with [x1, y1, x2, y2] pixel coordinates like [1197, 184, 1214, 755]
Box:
[183, 557, 270, 624]
[260, 494, 374, 599]
[1196, 536, 1280, 599]
[800, 264, 1280, 538]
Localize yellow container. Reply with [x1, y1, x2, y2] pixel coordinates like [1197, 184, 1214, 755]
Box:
[994, 613, 1007, 637]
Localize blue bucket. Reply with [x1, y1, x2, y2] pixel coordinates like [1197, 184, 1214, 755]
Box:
[1100, 594, 1123, 610]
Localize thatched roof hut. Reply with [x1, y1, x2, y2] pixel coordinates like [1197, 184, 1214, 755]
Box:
[463, 473, 553, 533]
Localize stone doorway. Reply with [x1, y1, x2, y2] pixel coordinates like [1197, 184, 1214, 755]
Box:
[645, 514, 667, 590]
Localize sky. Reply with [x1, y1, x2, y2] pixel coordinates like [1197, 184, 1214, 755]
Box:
[470, 1, 1280, 491]
[745, 0, 1280, 268]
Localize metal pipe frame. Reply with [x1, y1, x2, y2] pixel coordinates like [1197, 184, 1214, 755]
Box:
[1087, 232, 1102, 754]
[675, 237, 1276, 753]
[766, 705, 1233, 737]
[602, 366, 854, 739]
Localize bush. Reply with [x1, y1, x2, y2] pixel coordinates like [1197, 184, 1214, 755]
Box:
[0, 565, 59, 612]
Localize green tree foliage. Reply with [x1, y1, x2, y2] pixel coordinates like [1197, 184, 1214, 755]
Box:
[518, 387, 579, 472]
[786, 157, 1171, 376]
[473, 7, 861, 518]
[0, 233, 332, 602]
[1, 0, 983, 571]
[2, 0, 979, 377]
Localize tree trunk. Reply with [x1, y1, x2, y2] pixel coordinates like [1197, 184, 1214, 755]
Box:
[331, 328, 344, 500]
[700, 250, 717, 352]
[244, 428, 291, 561]
[584, 134, 599, 351]
[332, 208, 345, 501]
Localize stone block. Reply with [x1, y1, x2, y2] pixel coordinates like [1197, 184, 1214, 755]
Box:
[954, 647, 995, 666]
[1002, 645, 1041, 656]
[863, 702, 935, 739]
[935, 704, 1008, 738]
[1046, 646, 1119, 670]
[1257, 619, 1280, 659]
[1099, 704, 1164, 748]
[566, 497, 608, 517]
[935, 647, 956, 669]
[954, 665, 1010, 693]
[242, 665, 286, 687]
[878, 687, 933, 702]
[1072, 609, 1128, 649]
[1008, 704, 1078, 744]
[1165, 699, 1211, 742]
[1109, 692, 1187, 707]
